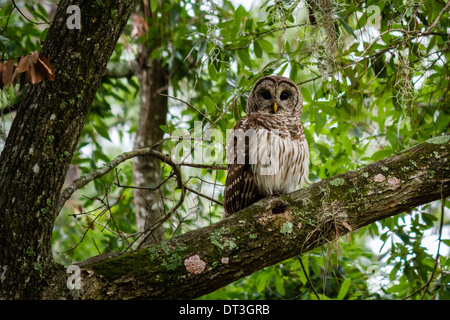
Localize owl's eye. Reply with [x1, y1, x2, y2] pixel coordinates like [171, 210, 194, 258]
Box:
[280, 91, 290, 100]
[261, 90, 271, 100]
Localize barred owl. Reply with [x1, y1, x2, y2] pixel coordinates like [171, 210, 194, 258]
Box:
[223, 76, 309, 218]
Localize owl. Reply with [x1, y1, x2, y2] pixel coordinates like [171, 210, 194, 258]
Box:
[223, 75, 310, 218]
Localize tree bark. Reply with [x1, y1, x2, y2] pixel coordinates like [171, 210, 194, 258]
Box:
[132, 53, 169, 245]
[77, 136, 449, 299]
[0, 0, 138, 299]
[131, 5, 170, 245]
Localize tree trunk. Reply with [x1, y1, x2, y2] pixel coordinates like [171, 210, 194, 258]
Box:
[132, 47, 169, 245]
[0, 0, 138, 299]
[78, 136, 449, 299]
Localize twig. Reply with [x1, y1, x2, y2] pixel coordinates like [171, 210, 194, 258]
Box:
[160, 93, 214, 125]
[115, 170, 176, 191]
[297, 255, 321, 300]
[11, 0, 48, 25]
[426, 1, 450, 33]
[0, 5, 14, 35]
[184, 185, 223, 206]
[180, 162, 226, 170]
[134, 158, 185, 249]
[420, 194, 446, 299]
[57, 147, 183, 215]
[402, 194, 446, 300]
[226, 23, 308, 50]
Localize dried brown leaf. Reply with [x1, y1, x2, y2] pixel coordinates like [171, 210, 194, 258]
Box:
[2, 60, 15, 89]
[341, 221, 353, 232]
[19, 71, 28, 91]
[131, 13, 148, 39]
[36, 53, 55, 81]
[30, 50, 39, 64]
[27, 62, 43, 84]
[16, 54, 32, 73]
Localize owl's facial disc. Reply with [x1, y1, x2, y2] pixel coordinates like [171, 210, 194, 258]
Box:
[246, 76, 302, 116]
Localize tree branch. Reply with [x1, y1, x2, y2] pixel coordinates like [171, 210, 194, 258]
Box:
[425, 1, 450, 33]
[56, 147, 182, 214]
[76, 136, 450, 299]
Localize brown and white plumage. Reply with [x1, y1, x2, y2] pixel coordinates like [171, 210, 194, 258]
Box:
[223, 76, 309, 218]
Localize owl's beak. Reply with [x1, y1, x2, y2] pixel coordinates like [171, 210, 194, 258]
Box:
[273, 102, 278, 113]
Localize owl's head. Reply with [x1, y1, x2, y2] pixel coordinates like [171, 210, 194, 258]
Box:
[246, 75, 303, 116]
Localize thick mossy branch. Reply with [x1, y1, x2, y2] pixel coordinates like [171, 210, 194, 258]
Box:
[79, 136, 450, 299]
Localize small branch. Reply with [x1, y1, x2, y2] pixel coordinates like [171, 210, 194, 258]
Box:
[425, 1, 450, 33]
[226, 23, 308, 50]
[115, 170, 176, 191]
[297, 255, 320, 300]
[160, 93, 214, 125]
[11, 0, 49, 25]
[56, 147, 182, 215]
[185, 185, 223, 206]
[0, 5, 14, 35]
[180, 162, 226, 170]
[135, 161, 185, 249]
[403, 193, 446, 300]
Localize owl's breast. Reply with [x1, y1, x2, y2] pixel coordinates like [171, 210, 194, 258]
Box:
[248, 120, 309, 196]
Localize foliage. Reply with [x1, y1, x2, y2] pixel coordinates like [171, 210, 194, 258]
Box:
[1, 0, 449, 299]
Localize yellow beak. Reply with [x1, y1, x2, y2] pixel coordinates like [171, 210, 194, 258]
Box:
[273, 102, 278, 113]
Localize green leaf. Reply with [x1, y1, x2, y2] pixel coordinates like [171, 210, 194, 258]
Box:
[339, 18, 357, 39]
[300, 87, 312, 103]
[245, 18, 253, 32]
[256, 272, 270, 293]
[257, 38, 273, 53]
[93, 149, 110, 163]
[159, 125, 168, 133]
[33, 11, 48, 24]
[204, 96, 216, 113]
[342, 135, 353, 157]
[314, 112, 326, 135]
[315, 142, 331, 158]
[150, 0, 157, 12]
[387, 283, 409, 293]
[421, 212, 438, 226]
[273, 273, 285, 296]
[253, 41, 262, 59]
[208, 63, 218, 81]
[371, 149, 393, 161]
[337, 278, 351, 300]
[298, 257, 309, 285]
[0, 35, 10, 43]
[441, 239, 450, 247]
[290, 63, 298, 83]
[237, 48, 252, 68]
[94, 124, 111, 141]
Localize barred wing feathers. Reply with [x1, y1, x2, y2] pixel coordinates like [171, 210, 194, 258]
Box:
[223, 117, 262, 218]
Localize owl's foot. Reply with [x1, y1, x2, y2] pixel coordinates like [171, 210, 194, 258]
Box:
[271, 191, 282, 197]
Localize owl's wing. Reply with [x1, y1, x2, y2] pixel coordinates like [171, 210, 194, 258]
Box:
[223, 117, 262, 218]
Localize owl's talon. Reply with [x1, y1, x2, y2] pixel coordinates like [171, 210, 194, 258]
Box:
[271, 191, 282, 197]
